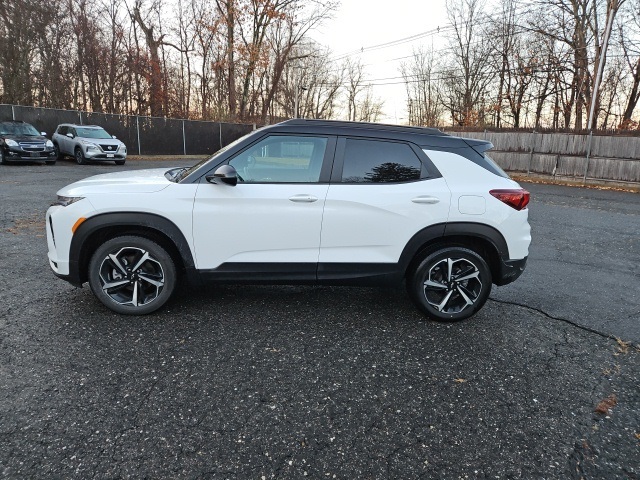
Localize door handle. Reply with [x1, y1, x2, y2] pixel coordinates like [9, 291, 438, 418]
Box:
[412, 196, 440, 204]
[289, 194, 318, 203]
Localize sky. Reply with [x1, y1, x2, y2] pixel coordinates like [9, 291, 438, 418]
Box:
[309, 0, 450, 122]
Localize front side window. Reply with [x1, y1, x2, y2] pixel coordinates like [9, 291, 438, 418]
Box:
[229, 135, 328, 183]
[341, 138, 423, 183]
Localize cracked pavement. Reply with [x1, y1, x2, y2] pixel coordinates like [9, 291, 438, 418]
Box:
[1, 159, 639, 478]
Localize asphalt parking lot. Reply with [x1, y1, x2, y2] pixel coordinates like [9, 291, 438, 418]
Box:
[1, 158, 639, 478]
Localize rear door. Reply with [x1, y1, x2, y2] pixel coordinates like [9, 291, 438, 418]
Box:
[56, 126, 69, 154]
[319, 137, 451, 267]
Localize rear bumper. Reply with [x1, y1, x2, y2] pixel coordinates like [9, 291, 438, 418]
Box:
[495, 256, 527, 286]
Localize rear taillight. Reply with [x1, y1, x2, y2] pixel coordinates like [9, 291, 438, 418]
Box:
[489, 189, 530, 210]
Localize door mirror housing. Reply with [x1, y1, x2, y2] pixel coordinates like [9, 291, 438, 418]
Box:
[112, 135, 117, 139]
[206, 164, 238, 186]
[41, 132, 47, 136]
[66, 133, 74, 139]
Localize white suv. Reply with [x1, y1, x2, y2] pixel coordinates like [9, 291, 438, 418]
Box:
[46, 120, 531, 321]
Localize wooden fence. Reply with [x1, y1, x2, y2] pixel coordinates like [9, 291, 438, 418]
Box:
[446, 131, 640, 184]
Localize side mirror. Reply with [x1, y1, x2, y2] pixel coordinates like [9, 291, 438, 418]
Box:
[205, 164, 238, 186]
[112, 135, 117, 139]
[66, 133, 74, 139]
[41, 132, 47, 136]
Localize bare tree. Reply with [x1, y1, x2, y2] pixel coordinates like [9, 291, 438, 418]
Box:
[443, 0, 492, 126]
[618, 1, 640, 127]
[401, 48, 443, 126]
[132, 0, 166, 116]
[0, 0, 54, 104]
[345, 59, 367, 121]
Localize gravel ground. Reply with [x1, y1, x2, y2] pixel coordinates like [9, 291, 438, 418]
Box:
[0, 159, 638, 479]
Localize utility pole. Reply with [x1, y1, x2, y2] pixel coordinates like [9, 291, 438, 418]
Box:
[294, 84, 307, 118]
[588, 0, 624, 130]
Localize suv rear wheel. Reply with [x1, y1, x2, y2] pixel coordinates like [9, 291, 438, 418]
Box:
[88, 236, 176, 315]
[408, 247, 492, 322]
[53, 143, 63, 161]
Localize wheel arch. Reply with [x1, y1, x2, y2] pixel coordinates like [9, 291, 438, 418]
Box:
[400, 222, 509, 283]
[69, 212, 198, 285]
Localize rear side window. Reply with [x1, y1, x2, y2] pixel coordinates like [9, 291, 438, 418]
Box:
[482, 154, 509, 178]
[57, 126, 68, 135]
[341, 139, 422, 183]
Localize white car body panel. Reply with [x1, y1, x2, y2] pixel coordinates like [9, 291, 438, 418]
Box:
[318, 178, 452, 264]
[425, 149, 531, 260]
[47, 169, 198, 275]
[192, 180, 329, 268]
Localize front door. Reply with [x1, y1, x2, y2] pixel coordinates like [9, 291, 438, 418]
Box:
[192, 134, 334, 279]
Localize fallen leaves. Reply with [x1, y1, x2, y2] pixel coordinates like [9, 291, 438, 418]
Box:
[614, 338, 631, 355]
[594, 394, 618, 415]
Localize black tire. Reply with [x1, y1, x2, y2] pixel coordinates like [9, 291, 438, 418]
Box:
[0, 149, 8, 165]
[408, 247, 492, 322]
[53, 143, 63, 161]
[88, 235, 177, 315]
[75, 147, 87, 165]
[115, 160, 126, 165]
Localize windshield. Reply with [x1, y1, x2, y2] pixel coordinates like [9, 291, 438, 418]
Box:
[173, 131, 254, 182]
[0, 123, 40, 136]
[76, 127, 112, 139]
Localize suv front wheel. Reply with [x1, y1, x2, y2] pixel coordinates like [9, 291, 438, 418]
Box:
[75, 147, 87, 165]
[88, 236, 176, 315]
[408, 247, 492, 322]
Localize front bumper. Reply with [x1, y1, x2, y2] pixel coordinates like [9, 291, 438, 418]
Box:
[4, 146, 56, 162]
[495, 256, 527, 286]
[85, 151, 126, 160]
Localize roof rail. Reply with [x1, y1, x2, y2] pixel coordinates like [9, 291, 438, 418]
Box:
[279, 119, 446, 136]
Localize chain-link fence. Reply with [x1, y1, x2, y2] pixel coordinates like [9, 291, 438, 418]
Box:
[0, 104, 257, 156]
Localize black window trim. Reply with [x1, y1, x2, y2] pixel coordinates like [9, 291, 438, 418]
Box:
[331, 136, 442, 184]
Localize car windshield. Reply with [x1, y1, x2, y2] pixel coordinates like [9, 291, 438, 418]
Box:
[0, 123, 40, 136]
[76, 127, 112, 139]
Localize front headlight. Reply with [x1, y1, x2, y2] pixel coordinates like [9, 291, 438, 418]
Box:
[80, 141, 98, 150]
[52, 195, 84, 207]
[5, 139, 18, 147]
[46, 140, 54, 147]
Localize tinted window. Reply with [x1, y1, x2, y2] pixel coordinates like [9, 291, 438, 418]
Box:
[341, 139, 422, 183]
[229, 135, 327, 183]
[57, 126, 68, 135]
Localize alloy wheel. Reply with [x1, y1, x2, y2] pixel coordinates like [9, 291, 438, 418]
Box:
[98, 246, 165, 307]
[423, 257, 483, 315]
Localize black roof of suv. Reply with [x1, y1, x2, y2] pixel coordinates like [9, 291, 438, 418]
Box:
[180, 119, 503, 183]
